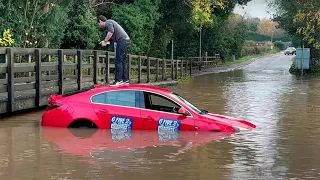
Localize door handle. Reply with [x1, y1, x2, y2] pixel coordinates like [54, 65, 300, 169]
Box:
[144, 116, 153, 121]
[99, 109, 107, 113]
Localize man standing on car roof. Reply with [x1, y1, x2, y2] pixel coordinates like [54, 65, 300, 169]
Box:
[98, 15, 131, 86]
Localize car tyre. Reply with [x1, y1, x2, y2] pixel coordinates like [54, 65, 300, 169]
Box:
[68, 119, 98, 129]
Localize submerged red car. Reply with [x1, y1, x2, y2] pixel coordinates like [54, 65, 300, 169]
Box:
[41, 84, 256, 132]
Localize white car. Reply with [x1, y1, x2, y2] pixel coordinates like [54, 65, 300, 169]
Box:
[284, 47, 296, 55]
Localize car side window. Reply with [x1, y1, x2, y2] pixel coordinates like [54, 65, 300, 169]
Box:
[92, 90, 138, 108]
[144, 92, 181, 114]
[91, 93, 106, 104]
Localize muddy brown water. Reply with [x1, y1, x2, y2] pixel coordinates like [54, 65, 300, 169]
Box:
[1, 54, 320, 180]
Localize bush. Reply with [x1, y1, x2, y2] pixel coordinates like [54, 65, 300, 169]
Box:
[274, 41, 286, 50]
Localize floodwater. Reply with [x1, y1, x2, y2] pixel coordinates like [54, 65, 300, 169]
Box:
[1, 53, 320, 179]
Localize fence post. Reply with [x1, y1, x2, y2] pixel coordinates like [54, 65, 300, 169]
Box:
[6, 48, 14, 113]
[77, 50, 82, 91]
[128, 55, 132, 82]
[185, 59, 188, 75]
[162, 59, 165, 81]
[171, 60, 174, 80]
[93, 51, 98, 84]
[138, 56, 142, 83]
[175, 60, 178, 79]
[58, 50, 64, 95]
[180, 59, 183, 78]
[147, 57, 150, 83]
[205, 52, 208, 67]
[156, 58, 159, 82]
[35, 49, 41, 107]
[189, 59, 192, 77]
[105, 51, 110, 84]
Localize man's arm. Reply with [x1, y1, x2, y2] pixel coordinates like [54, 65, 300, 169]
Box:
[103, 21, 114, 43]
[104, 31, 113, 43]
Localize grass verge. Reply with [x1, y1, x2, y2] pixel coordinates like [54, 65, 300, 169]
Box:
[177, 73, 192, 84]
[289, 58, 320, 77]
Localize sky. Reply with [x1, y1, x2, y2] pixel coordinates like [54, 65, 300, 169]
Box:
[233, 0, 276, 19]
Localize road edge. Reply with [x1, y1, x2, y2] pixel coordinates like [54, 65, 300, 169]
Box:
[189, 52, 282, 78]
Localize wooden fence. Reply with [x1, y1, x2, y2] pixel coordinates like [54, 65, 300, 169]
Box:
[0, 47, 219, 114]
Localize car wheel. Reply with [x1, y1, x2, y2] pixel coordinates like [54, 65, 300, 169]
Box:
[68, 119, 98, 129]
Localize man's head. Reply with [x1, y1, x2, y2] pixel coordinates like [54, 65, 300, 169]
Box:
[98, 15, 107, 28]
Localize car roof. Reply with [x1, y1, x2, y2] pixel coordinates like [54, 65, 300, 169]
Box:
[63, 84, 174, 102]
[91, 84, 173, 95]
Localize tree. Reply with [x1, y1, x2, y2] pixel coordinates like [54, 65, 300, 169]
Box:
[190, 0, 214, 30]
[0, 29, 15, 47]
[60, 0, 101, 49]
[111, 0, 161, 55]
[245, 17, 260, 33]
[0, 0, 72, 48]
[293, 10, 320, 49]
[258, 18, 276, 37]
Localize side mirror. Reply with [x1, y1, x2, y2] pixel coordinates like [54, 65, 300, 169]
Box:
[178, 107, 188, 116]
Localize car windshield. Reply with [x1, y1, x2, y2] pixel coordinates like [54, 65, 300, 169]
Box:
[171, 93, 205, 114]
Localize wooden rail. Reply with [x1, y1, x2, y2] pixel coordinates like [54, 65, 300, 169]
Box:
[0, 47, 219, 114]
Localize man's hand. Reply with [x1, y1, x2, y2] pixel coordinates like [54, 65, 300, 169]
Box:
[100, 40, 109, 47]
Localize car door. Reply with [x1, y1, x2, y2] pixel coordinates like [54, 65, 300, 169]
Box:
[139, 91, 195, 131]
[91, 90, 142, 131]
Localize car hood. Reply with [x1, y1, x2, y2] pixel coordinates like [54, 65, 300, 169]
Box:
[202, 113, 256, 131]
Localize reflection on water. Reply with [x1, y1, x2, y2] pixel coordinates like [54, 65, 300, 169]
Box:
[2, 55, 320, 179]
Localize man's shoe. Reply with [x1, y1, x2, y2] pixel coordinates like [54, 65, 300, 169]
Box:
[109, 81, 123, 86]
[123, 80, 129, 85]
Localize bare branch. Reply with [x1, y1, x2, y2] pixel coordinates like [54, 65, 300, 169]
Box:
[91, 0, 117, 8]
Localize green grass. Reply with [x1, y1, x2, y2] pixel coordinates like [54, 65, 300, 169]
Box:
[177, 73, 192, 84]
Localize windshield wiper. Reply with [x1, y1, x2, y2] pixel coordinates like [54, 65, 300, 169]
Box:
[200, 109, 208, 114]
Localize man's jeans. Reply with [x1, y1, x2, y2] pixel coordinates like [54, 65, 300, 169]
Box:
[115, 38, 131, 82]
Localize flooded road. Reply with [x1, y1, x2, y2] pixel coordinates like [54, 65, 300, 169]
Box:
[2, 53, 320, 179]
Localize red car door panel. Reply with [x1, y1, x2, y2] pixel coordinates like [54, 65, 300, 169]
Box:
[139, 91, 195, 131]
[91, 90, 141, 130]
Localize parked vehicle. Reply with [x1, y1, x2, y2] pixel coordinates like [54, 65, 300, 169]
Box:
[284, 47, 296, 55]
[41, 84, 256, 132]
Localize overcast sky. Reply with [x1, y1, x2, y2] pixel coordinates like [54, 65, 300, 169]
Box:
[233, 0, 276, 19]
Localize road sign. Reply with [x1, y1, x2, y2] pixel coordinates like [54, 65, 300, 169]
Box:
[295, 48, 310, 69]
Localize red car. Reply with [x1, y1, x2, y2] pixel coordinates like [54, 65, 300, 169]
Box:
[41, 84, 256, 132]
